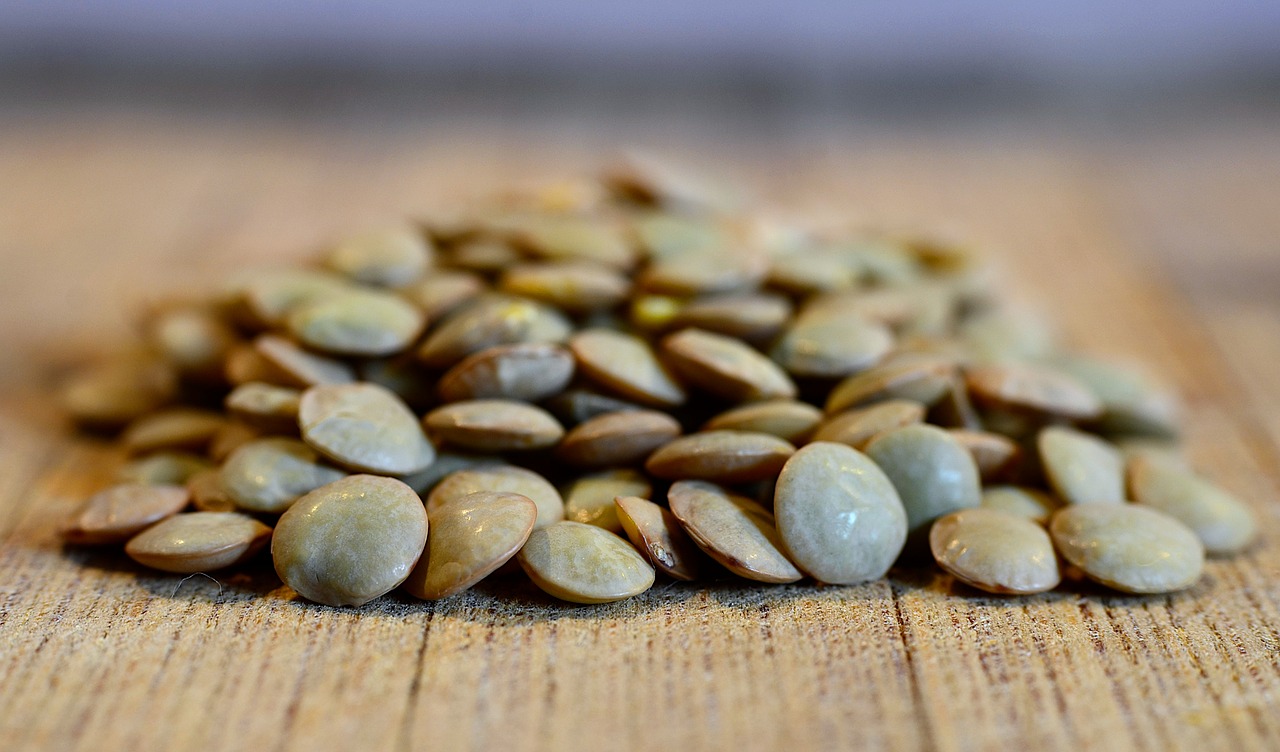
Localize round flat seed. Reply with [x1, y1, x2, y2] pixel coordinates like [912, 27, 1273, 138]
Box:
[61, 355, 177, 428]
[273, 475, 428, 607]
[805, 288, 918, 331]
[1049, 504, 1204, 594]
[324, 225, 433, 288]
[865, 424, 981, 545]
[670, 293, 792, 343]
[518, 521, 655, 604]
[847, 243, 924, 287]
[254, 335, 356, 387]
[639, 248, 768, 296]
[930, 508, 1060, 594]
[1129, 457, 1257, 555]
[557, 410, 682, 467]
[145, 305, 237, 380]
[645, 430, 796, 484]
[401, 270, 487, 321]
[660, 328, 796, 402]
[417, 296, 572, 368]
[966, 362, 1103, 421]
[437, 343, 575, 403]
[630, 212, 727, 258]
[187, 468, 237, 512]
[117, 452, 213, 486]
[238, 269, 353, 328]
[767, 250, 861, 294]
[770, 311, 893, 379]
[300, 383, 436, 475]
[499, 261, 631, 313]
[774, 443, 907, 584]
[981, 486, 1061, 525]
[957, 307, 1057, 363]
[1038, 426, 1125, 504]
[286, 288, 426, 357]
[824, 355, 957, 414]
[812, 400, 926, 450]
[568, 328, 686, 407]
[62, 483, 189, 545]
[949, 429, 1022, 482]
[125, 512, 273, 573]
[563, 469, 650, 532]
[900, 282, 960, 337]
[403, 491, 537, 600]
[614, 495, 702, 580]
[667, 480, 801, 583]
[509, 215, 636, 269]
[426, 465, 565, 530]
[220, 438, 347, 513]
[424, 399, 564, 451]
[225, 382, 302, 432]
[1053, 355, 1180, 438]
[703, 400, 822, 444]
[121, 408, 225, 455]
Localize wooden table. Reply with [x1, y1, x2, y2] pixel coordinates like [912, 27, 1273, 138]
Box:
[1, 111, 1278, 752]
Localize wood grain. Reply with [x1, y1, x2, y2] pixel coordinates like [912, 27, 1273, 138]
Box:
[1, 114, 1278, 752]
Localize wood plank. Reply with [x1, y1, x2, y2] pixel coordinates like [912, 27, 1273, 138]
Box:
[1, 116, 1278, 752]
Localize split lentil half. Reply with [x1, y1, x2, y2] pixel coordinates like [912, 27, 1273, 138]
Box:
[59, 159, 1258, 608]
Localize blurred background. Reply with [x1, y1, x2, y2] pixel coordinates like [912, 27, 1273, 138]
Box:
[2, 1, 1279, 393]
[3, 1, 1279, 132]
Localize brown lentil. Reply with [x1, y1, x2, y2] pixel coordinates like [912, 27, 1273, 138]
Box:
[53, 161, 1258, 610]
[645, 430, 795, 484]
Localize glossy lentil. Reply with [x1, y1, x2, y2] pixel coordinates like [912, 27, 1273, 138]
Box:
[272, 475, 428, 607]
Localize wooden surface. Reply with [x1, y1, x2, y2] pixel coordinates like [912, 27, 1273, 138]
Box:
[1, 113, 1279, 752]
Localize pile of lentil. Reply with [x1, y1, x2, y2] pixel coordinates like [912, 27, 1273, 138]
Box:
[59, 157, 1258, 606]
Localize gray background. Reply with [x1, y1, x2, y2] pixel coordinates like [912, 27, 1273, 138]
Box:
[3, 1, 1278, 125]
